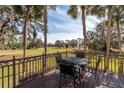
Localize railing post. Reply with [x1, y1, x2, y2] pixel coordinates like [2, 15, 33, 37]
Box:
[13, 56, 16, 88]
[119, 59, 123, 75]
[2, 64, 4, 88]
[42, 53, 45, 75]
[66, 51, 68, 57]
[104, 53, 107, 72]
[22, 58, 25, 80]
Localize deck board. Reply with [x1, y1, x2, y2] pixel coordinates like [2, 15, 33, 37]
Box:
[17, 70, 124, 88]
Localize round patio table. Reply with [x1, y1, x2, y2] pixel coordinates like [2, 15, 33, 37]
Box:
[63, 57, 91, 66]
[63, 57, 91, 82]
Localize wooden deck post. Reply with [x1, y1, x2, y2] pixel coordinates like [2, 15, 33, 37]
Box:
[13, 56, 16, 88]
[104, 53, 108, 72]
[66, 51, 68, 57]
[2, 65, 4, 88]
[118, 59, 123, 75]
[42, 53, 45, 75]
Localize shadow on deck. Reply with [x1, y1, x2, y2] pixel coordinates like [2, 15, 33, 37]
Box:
[17, 69, 124, 88]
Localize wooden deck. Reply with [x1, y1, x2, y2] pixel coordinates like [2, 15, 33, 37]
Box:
[17, 69, 124, 88]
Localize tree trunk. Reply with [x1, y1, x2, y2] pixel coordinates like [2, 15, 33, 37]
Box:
[107, 6, 112, 56]
[116, 10, 123, 74]
[43, 5, 48, 66]
[81, 7, 87, 53]
[22, 7, 30, 73]
[105, 6, 112, 71]
[116, 13, 121, 53]
[23, 7, 29, 58]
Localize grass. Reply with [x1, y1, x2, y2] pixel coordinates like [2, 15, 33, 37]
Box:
[0, 47, 77, 60]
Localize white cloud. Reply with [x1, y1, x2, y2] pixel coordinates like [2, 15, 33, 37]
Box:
[38, 6, 101, 43]
[48, 7, 70, 23]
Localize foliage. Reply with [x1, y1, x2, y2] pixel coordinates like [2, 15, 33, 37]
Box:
[87, 22, 120, 51]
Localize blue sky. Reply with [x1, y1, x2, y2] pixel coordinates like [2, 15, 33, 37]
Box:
[38, 5, 100, 43]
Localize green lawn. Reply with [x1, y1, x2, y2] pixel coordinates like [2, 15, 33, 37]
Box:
[0, 47, 77, 60]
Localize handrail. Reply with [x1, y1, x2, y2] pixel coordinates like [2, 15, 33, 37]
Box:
[0, 51, 67, 88]
[0, 51, 124, 88]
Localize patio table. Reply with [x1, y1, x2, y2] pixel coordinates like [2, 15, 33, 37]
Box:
[63, 57, 91, 83]
[63, 57, 91, 66]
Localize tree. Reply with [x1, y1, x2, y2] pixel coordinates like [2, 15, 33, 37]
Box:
[68, 5, 87, 52]
[88, 5, 113, 55]
[112, 6, 124, 53]
[77, 38, 83, 48]
[70, 39, 78, 48]
[107, 6, 112, 56]
[65, 40, 71, 48]
[0, 6, 21, 50]
[13, 6, 44, 57]
[55, 40, 61, 48]
[87, 22, 118, 51]
[43, 5, 48, 66]
[35, 38, 43, 49]
[47, 43, 54, 47]
[86, 5, 113, 71]
[0, 6, 11, 36]
[43, 5, 56, 64]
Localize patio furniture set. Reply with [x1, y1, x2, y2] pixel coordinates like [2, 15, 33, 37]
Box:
[55, 51, 101, 87]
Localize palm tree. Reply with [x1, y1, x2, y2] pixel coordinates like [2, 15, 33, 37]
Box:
[12, 5, 44, 74]
[43, 5, 56, 64]
[13, 6, 30, 58]
[0, 6, 19, 49]
[43, 5, 48, 65]
[68, 5, 87, 52]
[107, 6, 112, 57]
[13, 5, 44, 58]
[0, 6, 11, 38]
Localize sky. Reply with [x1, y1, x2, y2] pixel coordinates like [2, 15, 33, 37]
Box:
[38, 5, 100, 43]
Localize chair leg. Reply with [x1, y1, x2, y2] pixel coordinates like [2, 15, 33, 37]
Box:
[95, 74, 99, 86]
[59, 74, 61, 88]
[80, 75, 84, 86]
[73, 79, 76, 88]
[79, 76, 82, 87]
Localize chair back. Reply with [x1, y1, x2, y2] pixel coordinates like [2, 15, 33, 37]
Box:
[55, 52, 62, 67]
[59, 63, 75, 76]
[95, 56, 101, 71]
[75, 51, 85, 58]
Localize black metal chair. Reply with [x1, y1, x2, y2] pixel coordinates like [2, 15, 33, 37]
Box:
[59, 62, 81, 88]
[55, 52, 62, 69]
[75, 51, 86, 76]
[75, 51, 85, 58]
[87, 56, 101, 85]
